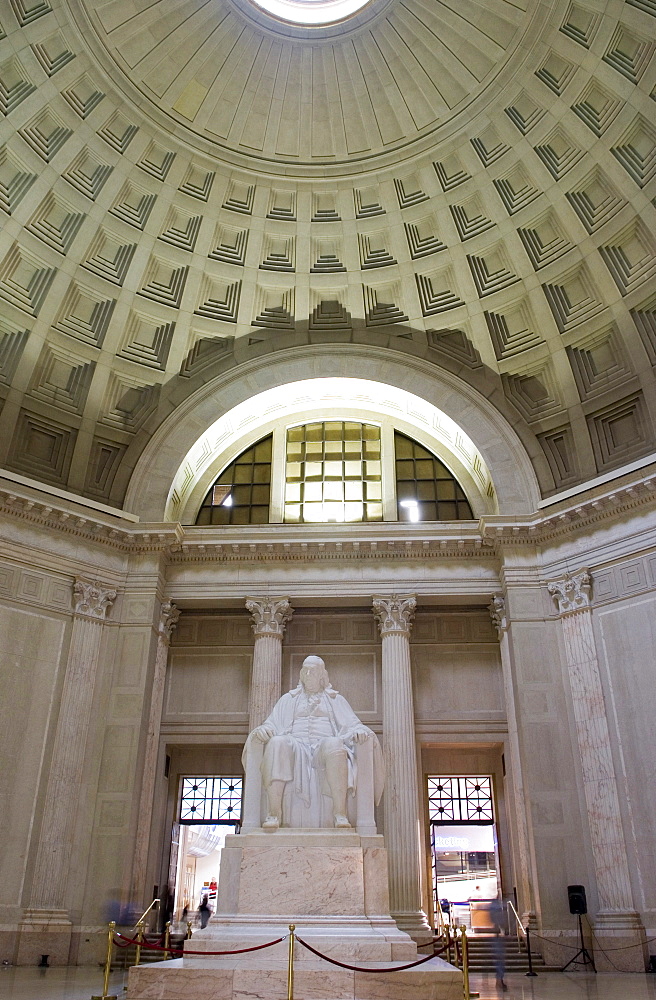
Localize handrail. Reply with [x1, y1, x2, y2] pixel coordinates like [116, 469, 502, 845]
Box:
[131, 898, 160, 930]
[506, 900, 526, 950]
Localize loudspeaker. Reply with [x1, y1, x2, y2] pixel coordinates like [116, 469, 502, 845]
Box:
[567, 884, 587, 915]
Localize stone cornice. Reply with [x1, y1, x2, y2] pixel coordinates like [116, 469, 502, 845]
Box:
[1, 467, 655, 560]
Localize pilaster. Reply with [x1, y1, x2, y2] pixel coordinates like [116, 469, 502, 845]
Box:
[548, 571, 646, 970]
[17, 579, 116, 966]
[130, 601, 180, 903]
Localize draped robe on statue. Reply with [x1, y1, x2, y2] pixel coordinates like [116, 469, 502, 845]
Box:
[242, 683, 384, 828]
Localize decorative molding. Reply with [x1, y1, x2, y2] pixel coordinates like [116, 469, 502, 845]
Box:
[73, 578, 116, 619]
[547, 570, 591, 615]
[159, 600, 180, 641]
[246, 596, 293, 637]
[373, 594, 417, 636]
[488, 593, 507, 634]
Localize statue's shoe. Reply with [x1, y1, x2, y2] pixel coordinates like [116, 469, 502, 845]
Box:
[262, 815, 280, 830]
[333, 814, 352, 828]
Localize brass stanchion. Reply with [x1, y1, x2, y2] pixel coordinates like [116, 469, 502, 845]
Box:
[91, 921, 118, 1000]
[134, 920, 145, 967]
[163, 921, 171, 960]
[186, 921, 193, 940]
[287, 924, 295, 1000]
[460, 926, 479, 1000]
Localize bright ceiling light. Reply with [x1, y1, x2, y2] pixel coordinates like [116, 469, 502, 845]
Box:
[250, 0, 371, 25]
[400, 499, 420, 522]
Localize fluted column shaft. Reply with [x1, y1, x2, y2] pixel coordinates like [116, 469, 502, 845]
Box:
[373, 595, 431, 942]
[489, 594, 535, 925]
[246, 597, 293, 729]
[131, 601, 180, 902]
[31, 580, 116, 910]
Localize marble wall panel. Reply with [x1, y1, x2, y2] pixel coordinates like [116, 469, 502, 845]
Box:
[165, 650, 251, 718]
[412, 644, 503, 719]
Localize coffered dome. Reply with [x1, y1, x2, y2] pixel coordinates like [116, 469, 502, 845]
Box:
[68, 0, 537, 168]
[0, 0, 654, 514]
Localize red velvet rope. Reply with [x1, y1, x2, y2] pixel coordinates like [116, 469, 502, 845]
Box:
[296, 936, 449, 973]
[113, 932, 284, 956]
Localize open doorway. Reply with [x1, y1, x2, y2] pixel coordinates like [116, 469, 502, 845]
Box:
[170, 775, 243, 925]
[428, 775, 499, 931]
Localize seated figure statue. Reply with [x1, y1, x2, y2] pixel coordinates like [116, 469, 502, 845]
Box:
[242, 655, 383, 831]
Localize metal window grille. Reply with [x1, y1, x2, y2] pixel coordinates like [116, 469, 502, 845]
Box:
[427, 776, 493, 824]
[179, 776, 243, 824]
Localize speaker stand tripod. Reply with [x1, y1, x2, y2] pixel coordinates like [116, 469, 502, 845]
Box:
[561, 914, 596, 972]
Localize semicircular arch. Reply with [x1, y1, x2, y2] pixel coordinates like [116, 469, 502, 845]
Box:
[124, 345, 542, 520]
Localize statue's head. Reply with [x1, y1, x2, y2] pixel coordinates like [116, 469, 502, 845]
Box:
[299, 655, 330, 694]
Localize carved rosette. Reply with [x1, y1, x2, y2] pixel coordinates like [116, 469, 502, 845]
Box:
[548, 570, 591, 615]
[246, 597, 293, 638]
[73, 579, 116, 620]
[489, 593, 507, 635]
[373, 594, 417, 637]
[159, 600, 180, 642]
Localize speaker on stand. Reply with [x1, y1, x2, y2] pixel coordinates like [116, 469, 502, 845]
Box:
[561, 885, 596, 972]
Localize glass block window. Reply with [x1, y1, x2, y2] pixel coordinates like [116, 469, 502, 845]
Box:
[179, 776, 243, 824]
[427, 776, 494, 824]
[195, 435, 272, 525]
[284, 421, 383, 523]
[395, 432, 473, 522]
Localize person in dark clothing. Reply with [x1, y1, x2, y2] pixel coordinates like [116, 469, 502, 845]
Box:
[198, 895, 212, 929]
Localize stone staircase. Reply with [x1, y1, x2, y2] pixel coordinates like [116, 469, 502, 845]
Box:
[112, 931, 186, 969]
[464, 934, 551, 973]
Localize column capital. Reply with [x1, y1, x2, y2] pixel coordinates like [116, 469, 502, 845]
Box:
[158, 600, 180, 642]
[373, 594, 416, 637]
[73, 579, 116, 620]
[246, 596, 293, 638]
[548, 570, 591, 615]
[489, 593, 508, 635]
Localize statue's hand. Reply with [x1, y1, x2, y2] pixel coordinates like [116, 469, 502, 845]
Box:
[352, 728, 371, 744]
[251, 724, 274, 742]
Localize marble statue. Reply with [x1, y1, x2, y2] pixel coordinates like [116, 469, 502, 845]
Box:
[242, 655, 384, 830]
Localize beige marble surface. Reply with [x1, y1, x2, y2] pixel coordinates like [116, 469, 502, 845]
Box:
[126, 956, 461, 1000]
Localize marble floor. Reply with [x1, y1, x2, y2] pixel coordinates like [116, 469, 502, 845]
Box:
[1, 969, 656, 1000]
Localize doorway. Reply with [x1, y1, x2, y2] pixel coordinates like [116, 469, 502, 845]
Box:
[428, 774, 499, 929]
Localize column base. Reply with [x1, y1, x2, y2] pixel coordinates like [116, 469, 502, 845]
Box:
[592, 910, 647, 972]
[391, 910, 434, 947]
[16, 908, 72, 966]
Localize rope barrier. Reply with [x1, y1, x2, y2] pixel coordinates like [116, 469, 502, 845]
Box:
[296, 934, 449, 973]
[531, 929, 656, 953]
[112, 931, 285, 957]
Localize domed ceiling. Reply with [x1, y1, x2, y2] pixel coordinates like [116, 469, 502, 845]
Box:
[0, 0, 654, 514]
[68, 0, 536, 168]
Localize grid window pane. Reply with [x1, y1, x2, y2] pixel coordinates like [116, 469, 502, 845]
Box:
[180, 776, 243, 824]
[395, 432, 474, 522]
[195, 435, 272, 526]
[283, 422, 383, 523]
[427, 775, 493, 824]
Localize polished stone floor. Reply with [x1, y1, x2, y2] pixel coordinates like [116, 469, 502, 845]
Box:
[1, 968, 656, 1000]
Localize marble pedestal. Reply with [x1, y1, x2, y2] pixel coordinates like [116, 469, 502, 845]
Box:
[127, 830, 461, 1000]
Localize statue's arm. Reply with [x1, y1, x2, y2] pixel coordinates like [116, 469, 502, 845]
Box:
[333, 694, 375, 742]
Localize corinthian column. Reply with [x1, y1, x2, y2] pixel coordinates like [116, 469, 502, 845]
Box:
[245, 597, 293, 729]
[373, 594, 431, 943]
[19, 580, 116, 964]
[548, 571, 645, 969]
[131, 601, 180, 902]
[489, 594, 535, 927]
[241, 597, 293, 831]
